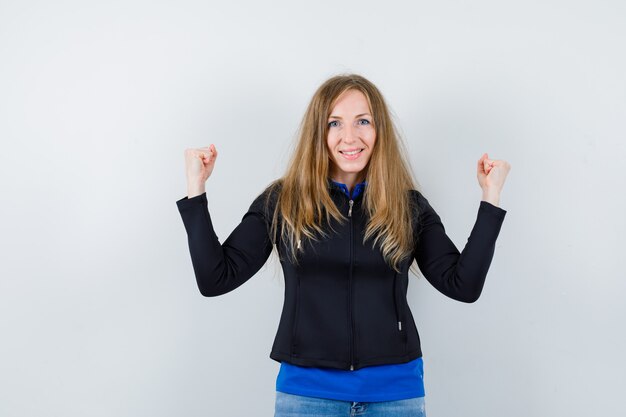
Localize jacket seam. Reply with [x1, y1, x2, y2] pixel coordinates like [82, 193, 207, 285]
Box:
[271, 349, 422, 363]
[291, 272, 301, 356]
[357, 349, 422, 361]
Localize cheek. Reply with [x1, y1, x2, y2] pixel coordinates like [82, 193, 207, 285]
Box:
[360, 126, 375, 141]
[326, 133, 339, 150]
[366, 132, 376, 148]
[325, 140, 335, 159]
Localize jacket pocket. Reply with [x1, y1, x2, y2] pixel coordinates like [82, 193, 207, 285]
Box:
[393, 272, 409, 350]
[393, 272, 402, 331]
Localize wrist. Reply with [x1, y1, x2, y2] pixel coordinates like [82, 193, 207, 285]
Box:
[481, 189, 500, 207]
[187, 182, 206, 198]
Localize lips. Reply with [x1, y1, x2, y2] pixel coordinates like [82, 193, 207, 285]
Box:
[339, 148, 364, 155]
[339, 148, 364, 160]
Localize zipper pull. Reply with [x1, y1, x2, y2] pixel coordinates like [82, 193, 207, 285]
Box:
[348, 200, 353, 217]
[398, 321, 402, 331]
[350, 364, 354, 371]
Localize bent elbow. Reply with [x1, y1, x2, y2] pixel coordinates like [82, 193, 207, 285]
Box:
[460, 291, 481, 303]
[195, 269, 230, 297]
[199, 288, 218, 297]
[198, 284, 227, 297]
[465, 295, 480, 304]
[197, 272, 238, 297]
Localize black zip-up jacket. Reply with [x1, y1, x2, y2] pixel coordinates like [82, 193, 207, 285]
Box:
[176, 179, 507, 371]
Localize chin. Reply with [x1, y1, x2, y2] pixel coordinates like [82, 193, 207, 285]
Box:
[340, 165, 366, 172]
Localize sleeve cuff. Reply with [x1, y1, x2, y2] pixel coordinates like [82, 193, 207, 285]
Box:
[479, 200, 507, 219]
[176, 192, 207, 211]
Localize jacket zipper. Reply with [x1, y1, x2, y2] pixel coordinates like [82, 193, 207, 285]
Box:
[348, 199, 355, 370]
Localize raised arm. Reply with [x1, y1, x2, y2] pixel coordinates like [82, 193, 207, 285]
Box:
[412, 190, 507, 303]
[176, 189, 274, 296]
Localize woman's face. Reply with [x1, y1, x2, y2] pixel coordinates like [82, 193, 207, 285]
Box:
[326, 89, 376, 185]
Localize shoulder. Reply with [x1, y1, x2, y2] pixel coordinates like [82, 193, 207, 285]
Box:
[407, 188, 439, 226]
[407, 188, 428, 208]
[248, 179, 283, 219]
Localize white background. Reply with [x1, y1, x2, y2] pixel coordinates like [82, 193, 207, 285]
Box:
[1, 0, 624, 416]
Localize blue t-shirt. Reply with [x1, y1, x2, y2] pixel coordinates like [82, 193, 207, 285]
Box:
[275, 179, 425, 402]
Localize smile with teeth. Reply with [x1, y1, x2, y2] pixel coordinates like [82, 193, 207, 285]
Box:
[340, 149, 363, 155]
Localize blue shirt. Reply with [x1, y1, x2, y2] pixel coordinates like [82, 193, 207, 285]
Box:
[275, 179, 426, 402]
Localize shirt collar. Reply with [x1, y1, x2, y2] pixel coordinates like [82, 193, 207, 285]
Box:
[328, 178, 368, 200]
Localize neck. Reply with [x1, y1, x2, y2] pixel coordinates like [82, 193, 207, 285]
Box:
[329, 175, 367, 194]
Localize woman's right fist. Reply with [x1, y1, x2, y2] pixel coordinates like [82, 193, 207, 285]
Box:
[184, 144, 218, 185]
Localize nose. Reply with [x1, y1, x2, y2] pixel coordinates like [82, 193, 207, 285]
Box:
[342, 123, 358, 143]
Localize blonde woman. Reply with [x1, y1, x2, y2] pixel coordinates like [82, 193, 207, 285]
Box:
[176, 74, 511, 416]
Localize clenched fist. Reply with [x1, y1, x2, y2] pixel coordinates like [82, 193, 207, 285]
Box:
[477, 152, 511, 194]
[184, 144, 218, 197]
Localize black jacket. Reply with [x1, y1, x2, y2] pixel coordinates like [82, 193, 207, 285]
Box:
[176, 179, 507, 371]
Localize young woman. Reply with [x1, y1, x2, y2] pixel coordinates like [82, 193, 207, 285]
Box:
[176, 73, 511, 417]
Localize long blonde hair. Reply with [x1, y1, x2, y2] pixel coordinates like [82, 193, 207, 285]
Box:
[262, 73, 423, 274]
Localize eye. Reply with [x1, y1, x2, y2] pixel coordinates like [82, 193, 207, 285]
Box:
[358, 119, 371, 125]
[328, 120, 339, 128]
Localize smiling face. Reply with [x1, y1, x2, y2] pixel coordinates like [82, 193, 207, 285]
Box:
[326, 89, 376, 187]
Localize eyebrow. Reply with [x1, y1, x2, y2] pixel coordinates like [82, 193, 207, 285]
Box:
[328, 113, 371, 119]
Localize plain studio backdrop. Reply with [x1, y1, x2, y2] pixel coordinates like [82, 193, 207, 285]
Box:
[1, 0, 624, 416]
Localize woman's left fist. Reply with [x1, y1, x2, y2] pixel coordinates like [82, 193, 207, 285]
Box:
[477, 153, 511, 192]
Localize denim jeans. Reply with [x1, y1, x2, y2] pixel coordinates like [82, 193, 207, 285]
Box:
[274, 391, 426, 417]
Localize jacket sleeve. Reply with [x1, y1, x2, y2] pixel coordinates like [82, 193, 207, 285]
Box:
[412, 190, 507, 303]
[175, 190, 274, 297]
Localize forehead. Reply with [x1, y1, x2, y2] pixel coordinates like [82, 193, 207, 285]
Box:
[330, 89, 371, 115]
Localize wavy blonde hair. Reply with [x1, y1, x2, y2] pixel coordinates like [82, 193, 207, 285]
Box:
[263, 73, 422, 274]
